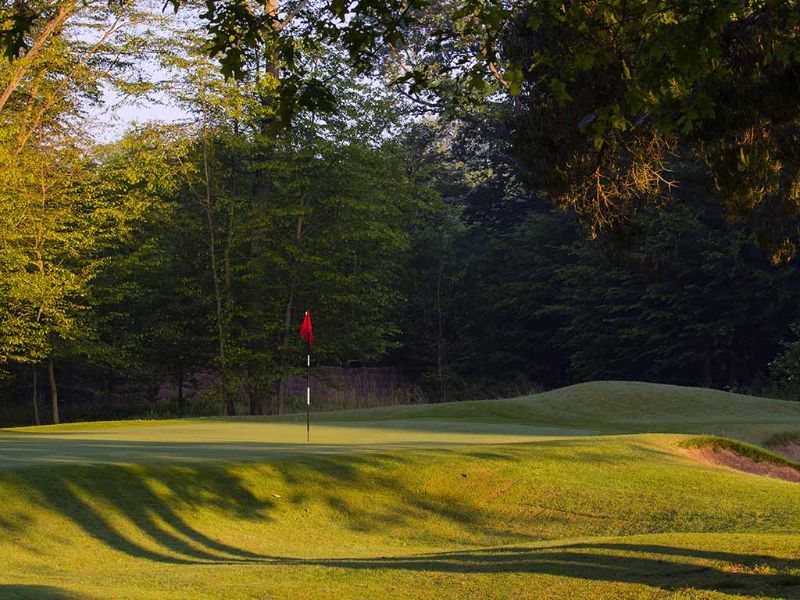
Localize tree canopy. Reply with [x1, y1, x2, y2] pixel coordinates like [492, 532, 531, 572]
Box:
[2, 0, 800, 424]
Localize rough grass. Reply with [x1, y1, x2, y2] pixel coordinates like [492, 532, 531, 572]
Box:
[764, 431, 800, 447]
[1, 381, 800, 599]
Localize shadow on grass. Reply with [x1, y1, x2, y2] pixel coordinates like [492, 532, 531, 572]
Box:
[1, 440, 799, 598]
[0, 585, 80, 599]
[0, 436, 538, 469]
[302, 543, 800, 598]
[0, 448, 481, 565]
[0, 443, 630, 565]
[0, 461, 281, 564]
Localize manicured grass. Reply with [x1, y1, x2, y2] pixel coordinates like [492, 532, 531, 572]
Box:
[1, 382, 799, 598]
[10, 379, 800, 437]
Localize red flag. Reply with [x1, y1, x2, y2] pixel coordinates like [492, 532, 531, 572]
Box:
[300, 310, 313, 346]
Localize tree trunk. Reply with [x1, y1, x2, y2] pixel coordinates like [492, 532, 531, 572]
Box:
[702, 349, 713, 388]
[277, 378, 286, 416]
[0, 0, 78, 113]
[249, 394, 264, 416]
[278, 280, 299, 416]
[245, 0, 281, 416]
[32, 366, 40, 426]
[247, 379, 265, 415]
[177, 371, 186, 417]
[224, 120, 237, 313]
[277, 370, 286, 416]
[248, 128, 275, 416]
[436, 229, 447, 403]
[48, 357, 59, 425]
[106, 368, 115, 403]
[200, 79, 233, 416]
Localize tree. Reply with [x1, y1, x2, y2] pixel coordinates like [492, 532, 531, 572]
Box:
[0, 0, 161, 422]
[552, 200, 800, 387]
[0, 128, 87, 423]
[186, 1, 800, 255]
[85, 127, 215, 417]
[501, 2, 800, 249]
[770, 324, 800, 400]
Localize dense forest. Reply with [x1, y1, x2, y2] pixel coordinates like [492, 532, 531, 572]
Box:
[2, 0, 800, 425]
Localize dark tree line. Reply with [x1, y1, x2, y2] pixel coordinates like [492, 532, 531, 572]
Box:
[396, 118, 800, 402]
[3, 1, 800, 425]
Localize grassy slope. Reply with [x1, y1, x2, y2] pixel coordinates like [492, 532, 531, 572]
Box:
[11, 379, 800, 433]
[1, 381, 799, 599]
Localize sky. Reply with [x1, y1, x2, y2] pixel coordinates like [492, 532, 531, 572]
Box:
[87, 86, 191, 143]
[80, 0, 197, 143]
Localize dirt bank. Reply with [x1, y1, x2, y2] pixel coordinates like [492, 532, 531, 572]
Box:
[771, 441, 800, 462]
[691, 447, 800, 483]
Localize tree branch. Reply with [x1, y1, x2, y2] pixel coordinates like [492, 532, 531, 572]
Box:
[0, 0, 78, 113]
[278, 0, 310, 30]
[15, 15, 125, 153]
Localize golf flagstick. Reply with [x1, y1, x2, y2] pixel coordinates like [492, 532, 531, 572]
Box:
[299, 310, 313, 442]
[306, 342, 310, 442]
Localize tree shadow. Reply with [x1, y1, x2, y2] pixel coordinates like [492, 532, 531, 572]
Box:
[0, 461, 281, 565]
[0, 444, 548, 565]
[1, 446, 475, 565]
[0, 585, 81, 600]
[1, 440, 798, 598]
[0, 435, 535, 469]
[299, 542, 800, 598]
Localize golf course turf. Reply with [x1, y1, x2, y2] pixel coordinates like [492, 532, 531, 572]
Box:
[1, 381, 799, 599]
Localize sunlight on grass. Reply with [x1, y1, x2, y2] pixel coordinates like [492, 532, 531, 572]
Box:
[1, 382, 799, 598]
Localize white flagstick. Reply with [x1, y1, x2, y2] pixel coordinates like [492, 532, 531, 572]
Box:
[301, 309, 313, 443]
[306, 345, 310, 443]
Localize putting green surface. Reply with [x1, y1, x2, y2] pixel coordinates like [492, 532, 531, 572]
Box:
[0, 421, 599, 468]
[1, 382, 799, 599]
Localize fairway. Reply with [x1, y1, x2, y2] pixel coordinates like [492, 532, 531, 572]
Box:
[1, 382, 799, 599]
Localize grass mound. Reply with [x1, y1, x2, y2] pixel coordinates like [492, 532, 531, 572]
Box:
[278, 380, 800, 446]
[303, 381, 800, 426]
[9, 381, 800, 444]
[5, 381, 800, 469]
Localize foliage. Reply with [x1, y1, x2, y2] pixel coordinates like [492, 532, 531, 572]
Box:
[769, 324, 800, 400]
[504, 1, 800, 251]
[0, 0, 172, 428]
[763, 430, 800, 448]
[399, 176, 800, 393]
[4, 0, 800, 422]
